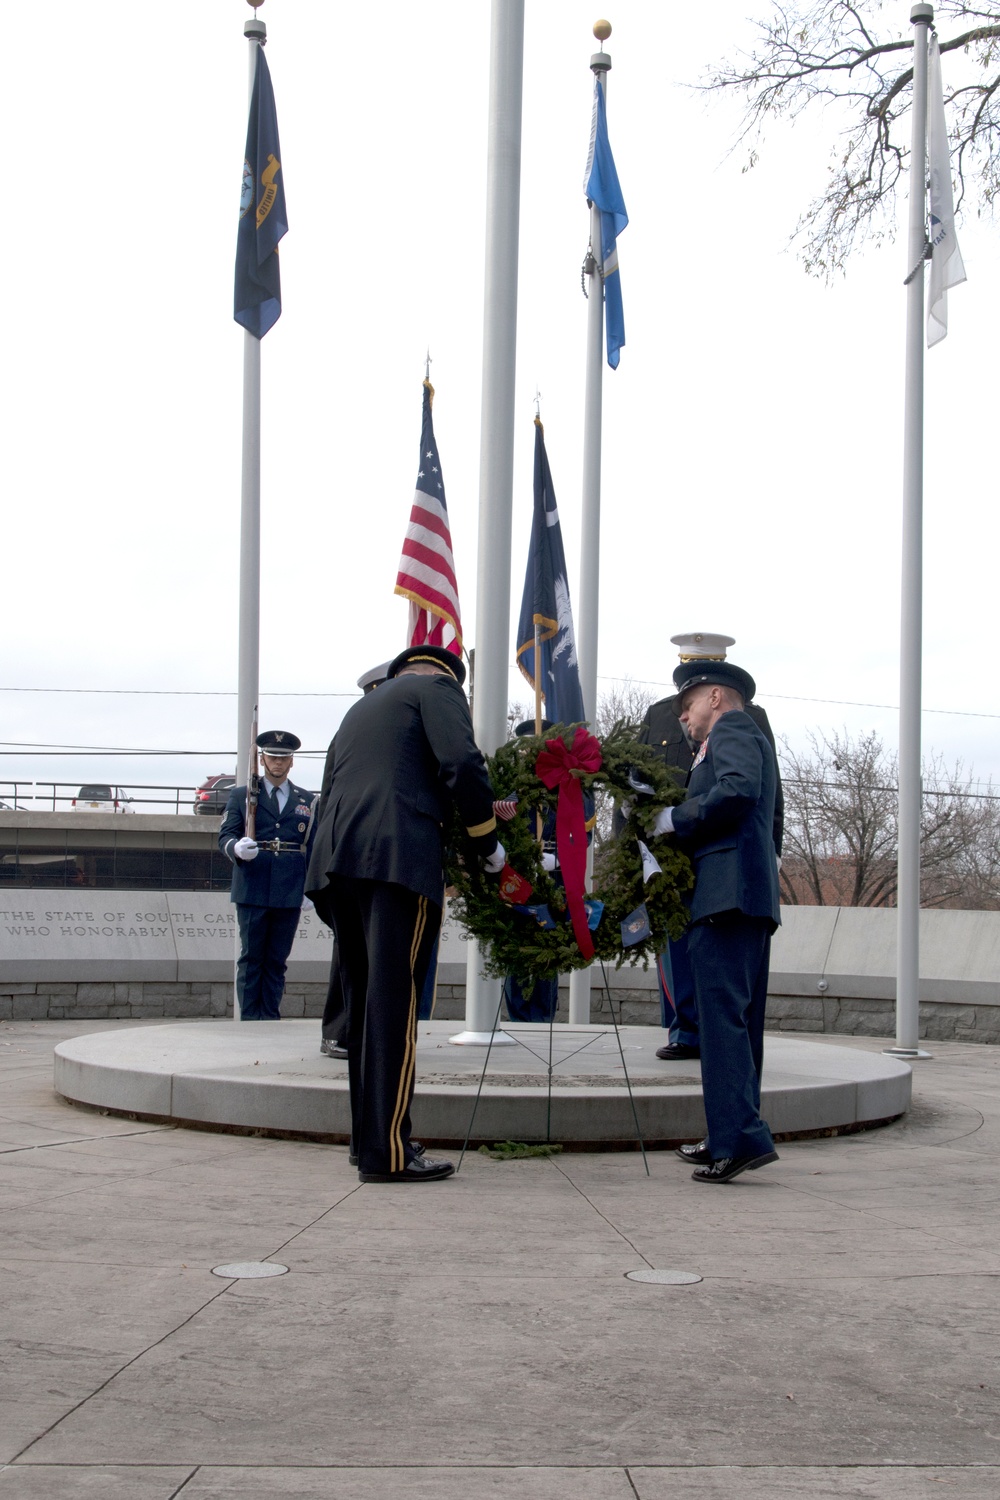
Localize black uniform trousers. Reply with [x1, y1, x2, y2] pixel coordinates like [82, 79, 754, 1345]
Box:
[325, 875, 441, 1175]
[687, 911, 776, 1162]
[321, 955, 348, 1044]
[321, 935, 440, 1044]
[236, 905, 301, 1020]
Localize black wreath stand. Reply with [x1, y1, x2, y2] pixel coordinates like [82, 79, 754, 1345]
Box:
[448, 722, 695, 1174]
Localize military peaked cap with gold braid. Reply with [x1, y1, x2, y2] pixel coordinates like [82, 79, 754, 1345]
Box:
[386, 644, 467, 687]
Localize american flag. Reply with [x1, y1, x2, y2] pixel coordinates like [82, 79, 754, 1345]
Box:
[394, 380, 464, 657]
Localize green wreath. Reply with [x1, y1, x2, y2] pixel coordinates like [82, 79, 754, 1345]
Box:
[446, 721, 694, 980]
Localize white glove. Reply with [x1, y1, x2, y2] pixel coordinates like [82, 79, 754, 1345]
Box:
[234, 837, 259, 860]
[619, 797, 634, 821]
[651, 807, 675, 837]
[301, 896, 314, 912]
[541, 852, 557, 873]
[483, 842, 506, 874]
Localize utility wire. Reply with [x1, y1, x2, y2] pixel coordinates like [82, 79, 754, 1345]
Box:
[594, 676, 1000, 723]
[0, 687, 358, 698]
[0, 742, 326, 757]
[4, 679, 1000, 721]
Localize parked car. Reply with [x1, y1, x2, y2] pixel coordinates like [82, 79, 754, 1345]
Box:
[193, 774, 236, 816]
[72, 785, 134, 813]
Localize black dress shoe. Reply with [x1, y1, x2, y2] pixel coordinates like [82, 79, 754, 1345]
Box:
[350, 1146, 425, 1170]
[655, 1042, 700, 1060]
[320, 1038, 349, 1059]
[359, 1155, 454, 1184]
[675, 1140, 712, 1165]
[691, 1150, 779, 1184]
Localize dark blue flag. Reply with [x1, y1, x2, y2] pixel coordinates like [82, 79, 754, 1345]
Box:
[234, 45, 288, 339]
[515, 420, 586, 727]
[584, 79, 628, 369]
[621, 903, 650, 948]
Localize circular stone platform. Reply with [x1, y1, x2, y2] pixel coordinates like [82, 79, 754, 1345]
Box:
[53, 1020, 911, 1148]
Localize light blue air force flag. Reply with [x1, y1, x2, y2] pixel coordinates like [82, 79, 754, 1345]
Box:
[926, 33, 966, 347]
[584, 78, 628, 369]
[516, 420, 586, 727]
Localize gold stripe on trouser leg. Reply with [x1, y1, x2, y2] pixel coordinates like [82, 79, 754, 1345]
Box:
[389, 895, 427, 1173]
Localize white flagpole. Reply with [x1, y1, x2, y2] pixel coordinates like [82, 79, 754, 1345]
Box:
[452, 0, 525, 1046]
[233, 13, 265, 1022]
[888, 1, 934, 1060]
[568, 24, 612, 1028]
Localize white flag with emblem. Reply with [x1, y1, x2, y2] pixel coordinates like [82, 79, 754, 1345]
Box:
[926, 33, 966, 347]
[637, 839, 662, 884]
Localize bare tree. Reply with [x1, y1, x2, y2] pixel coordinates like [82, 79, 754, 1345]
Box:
[702, 2, 1000, 275]
[778, 728, 1000, 907]
[779, 730, 898, 904]
[919, 755, 1000, 907]
[594, 679, 657, 738]
[506, 679, 655, 742]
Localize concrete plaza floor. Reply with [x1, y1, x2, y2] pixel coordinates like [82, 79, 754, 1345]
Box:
[1, 1019, 999, 1499]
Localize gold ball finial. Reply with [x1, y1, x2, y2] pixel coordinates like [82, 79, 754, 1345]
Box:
[593, 19, 612, 42]
[246, 0, 265, 10]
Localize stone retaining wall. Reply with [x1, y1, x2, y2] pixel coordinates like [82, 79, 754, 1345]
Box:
[4, 977, 1000, 1044]
[4, 895, 1000, 1043]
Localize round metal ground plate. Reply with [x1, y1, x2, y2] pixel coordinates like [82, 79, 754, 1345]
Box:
[625, 1268, 702, 1285]
[212, 1261, 289, 1279]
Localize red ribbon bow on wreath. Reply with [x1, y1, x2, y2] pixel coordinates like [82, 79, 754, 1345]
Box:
[534, 725, 603, 960]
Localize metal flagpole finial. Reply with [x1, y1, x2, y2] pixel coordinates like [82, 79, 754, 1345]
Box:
[425, 349, 432, 380]
[245, 0, 266, 41]
[592, 18, 612, 73]
[533, 387, 542, 419]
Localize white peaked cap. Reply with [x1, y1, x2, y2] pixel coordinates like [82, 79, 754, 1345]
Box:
[670, 632, 736, 661]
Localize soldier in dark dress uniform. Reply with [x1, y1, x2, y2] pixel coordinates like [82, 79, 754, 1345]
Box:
[319, 660, 392, 1060]
[635, 634, 783, 1060]
[219, 731, 318, 1020]
[306, 645, 504, 1184]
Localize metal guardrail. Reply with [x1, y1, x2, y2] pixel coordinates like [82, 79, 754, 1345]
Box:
[0, 781, 206, 814]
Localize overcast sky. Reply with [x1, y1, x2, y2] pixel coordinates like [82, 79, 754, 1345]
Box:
[4, 1, 998, 807]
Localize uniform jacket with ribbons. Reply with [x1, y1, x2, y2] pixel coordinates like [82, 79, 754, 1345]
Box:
[636, 694, 784, 856]
[220, 781, 318, 907]
[670, 710, 781, 930]
[306, 673, 497, 907]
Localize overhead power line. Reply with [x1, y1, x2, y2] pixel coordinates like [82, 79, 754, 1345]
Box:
[596, 676, 1000, 723]
[5, 678, 1000, 722]
[0, 687, 358, 698]
[0, 742, 326, 757]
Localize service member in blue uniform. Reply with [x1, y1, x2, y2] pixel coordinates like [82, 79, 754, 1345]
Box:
[220, 730, 318, 1021]
[306, 645, 504, 1184]
[649, 658, 781, 1183]
[635, 633, 783, 1062]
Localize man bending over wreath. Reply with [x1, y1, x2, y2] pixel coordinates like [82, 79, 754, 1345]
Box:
[306, 645, 505, 1185]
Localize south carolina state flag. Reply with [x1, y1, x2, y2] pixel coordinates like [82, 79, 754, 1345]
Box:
[515, 419, 586, 726]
